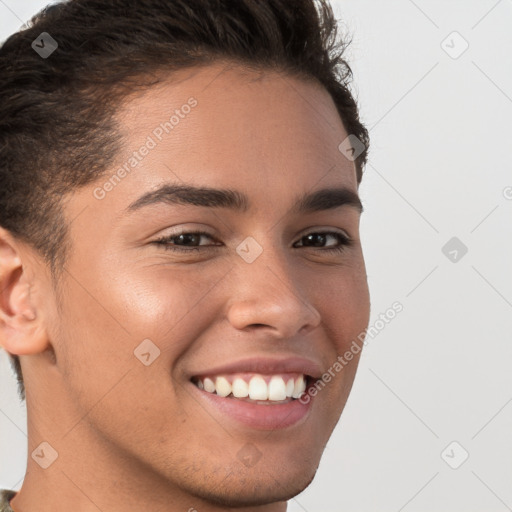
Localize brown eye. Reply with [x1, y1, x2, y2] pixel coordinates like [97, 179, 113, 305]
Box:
[294, 231, 352, 253]
[153, 230, 221, 252]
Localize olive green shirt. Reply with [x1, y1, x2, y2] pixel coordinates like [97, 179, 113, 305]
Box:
[0, 490, 15, 512]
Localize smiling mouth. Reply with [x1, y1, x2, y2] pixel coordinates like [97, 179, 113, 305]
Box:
[191, 373, 311, 404]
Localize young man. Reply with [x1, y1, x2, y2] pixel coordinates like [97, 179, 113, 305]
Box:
[0, 0, 370, 510]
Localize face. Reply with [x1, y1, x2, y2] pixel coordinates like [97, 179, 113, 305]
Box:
[31, 63, 370, 507]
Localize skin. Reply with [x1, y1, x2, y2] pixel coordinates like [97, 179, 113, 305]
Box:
[0, 62, 370, 512]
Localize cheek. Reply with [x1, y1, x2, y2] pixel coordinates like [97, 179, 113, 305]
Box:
[52, 264, 223, 439]
[316, 265, 370, 350]
[80, 260, 229, 377]
[307, 265, 369, 417]
[109, 264, 226, 332]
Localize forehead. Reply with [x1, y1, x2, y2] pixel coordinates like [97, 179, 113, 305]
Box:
[114, 61, 356, 186]
[67, 62, 358, 225]
[119, 61, 344, 134]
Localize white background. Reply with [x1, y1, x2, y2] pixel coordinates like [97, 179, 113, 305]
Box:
[1, 1, 511, 510]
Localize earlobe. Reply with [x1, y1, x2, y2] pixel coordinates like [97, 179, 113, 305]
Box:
[0, 227, 49, 356]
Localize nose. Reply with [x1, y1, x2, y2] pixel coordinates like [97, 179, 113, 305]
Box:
[226, 248, 322, 339]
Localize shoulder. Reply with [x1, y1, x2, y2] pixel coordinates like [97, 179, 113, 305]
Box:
[0, 490, 16, 512]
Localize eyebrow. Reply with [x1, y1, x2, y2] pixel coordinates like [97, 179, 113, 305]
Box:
[126, 183, 363, 214]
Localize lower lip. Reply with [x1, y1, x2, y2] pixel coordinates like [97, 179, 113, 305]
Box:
[189, 382, 314, 430]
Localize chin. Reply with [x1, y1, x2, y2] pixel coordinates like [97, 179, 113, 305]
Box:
[179, 460, 319, 508]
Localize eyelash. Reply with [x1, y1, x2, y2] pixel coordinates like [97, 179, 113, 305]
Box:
[153, 229, 352, 254]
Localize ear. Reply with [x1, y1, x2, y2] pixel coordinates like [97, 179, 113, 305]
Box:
[0, 227, 49, 355]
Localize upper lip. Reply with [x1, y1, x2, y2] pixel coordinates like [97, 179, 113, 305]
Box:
[189, 356, 323, 379]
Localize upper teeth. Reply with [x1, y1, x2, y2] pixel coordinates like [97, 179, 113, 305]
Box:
[195, 374, 307, 401]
